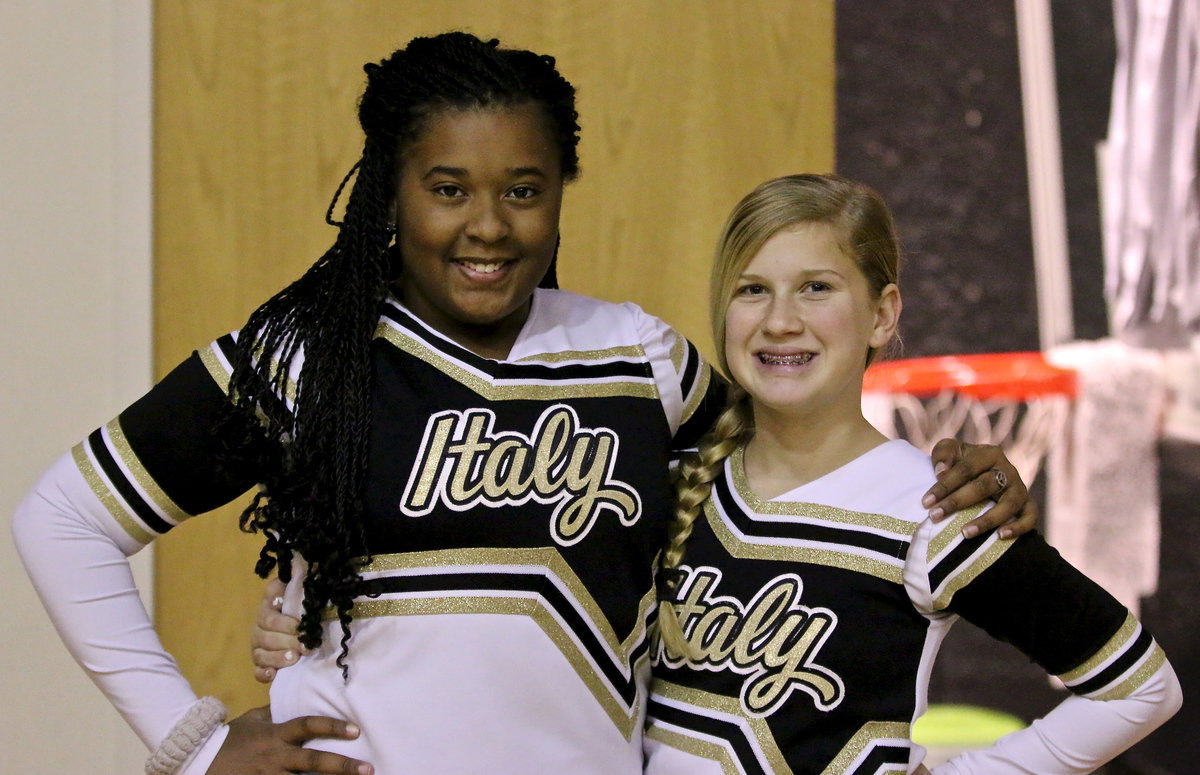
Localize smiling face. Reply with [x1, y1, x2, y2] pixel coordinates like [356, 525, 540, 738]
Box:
[394, 103, 564, 357]
[724, 223, 900, 426]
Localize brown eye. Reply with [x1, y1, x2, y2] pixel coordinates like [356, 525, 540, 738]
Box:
[508, 185, 539, 200]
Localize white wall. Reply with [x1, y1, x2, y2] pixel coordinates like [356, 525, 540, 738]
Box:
[1, 2, 153, 771]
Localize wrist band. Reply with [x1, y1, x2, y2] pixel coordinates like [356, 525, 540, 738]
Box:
[145, 696, 228, 775]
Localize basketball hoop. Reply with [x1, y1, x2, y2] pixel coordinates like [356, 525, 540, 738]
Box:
[862, 352, 1077, 485]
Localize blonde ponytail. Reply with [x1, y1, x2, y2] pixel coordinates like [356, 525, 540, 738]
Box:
[656, 389, 753, 659]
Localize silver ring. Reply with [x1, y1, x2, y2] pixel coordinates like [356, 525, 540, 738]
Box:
[991, 468, 1008, 492]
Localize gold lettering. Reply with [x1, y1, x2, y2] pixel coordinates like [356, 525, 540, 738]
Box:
[532, 408, 572, 494]
[399, 405, 642, 546]
[481, 439, 531, 499]
[675, 571, 716, 630]
[733, 581, 796, 665]
[401, 414, 456, 512]
[692, 604, 740, 662]
[744, 613, 837, 713]
[555, 434, 638, 540]
[663, 567, 844, 716]
[556, 436, 600, 537]
[447, 413, 491, 503]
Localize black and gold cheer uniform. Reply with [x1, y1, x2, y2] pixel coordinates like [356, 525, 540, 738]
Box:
[14, 289, 724, 774]
[645, 440, 1179, 775]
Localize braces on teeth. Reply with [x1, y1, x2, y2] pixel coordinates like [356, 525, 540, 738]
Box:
[759, 353, 814, 365]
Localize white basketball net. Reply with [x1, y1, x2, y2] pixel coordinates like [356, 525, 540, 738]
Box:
[862, 390, 1073, 486]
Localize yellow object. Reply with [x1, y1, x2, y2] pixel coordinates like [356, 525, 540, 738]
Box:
[913, 704, 1026, 748]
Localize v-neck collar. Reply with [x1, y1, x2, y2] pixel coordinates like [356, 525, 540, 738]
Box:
[729, 439, 907, 509]
[383, 289, 543, 364]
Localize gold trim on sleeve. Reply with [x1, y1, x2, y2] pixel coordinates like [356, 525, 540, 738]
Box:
[106, 419, 189, 524]
[197, 344, 232, 392]
[72, 443, 154, 544]
[1058, 611, 1139, 684]
[929, 534, 1015, 610]
[925, 504, 987, 560]
[679, 360, 713, 427]
[669, 330, 687, 374]
[1093, 644, 1167, 701]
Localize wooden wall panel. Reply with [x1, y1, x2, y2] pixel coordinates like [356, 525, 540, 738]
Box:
[154, 0, 833, 712]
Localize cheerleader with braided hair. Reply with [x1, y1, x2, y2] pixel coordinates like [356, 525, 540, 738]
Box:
[646, 174, 1181, 774]
[14, 33, 1035, 775]
[225, 32, 582, 674]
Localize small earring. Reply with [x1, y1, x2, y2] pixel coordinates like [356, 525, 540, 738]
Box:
[385, 222, 396, 235]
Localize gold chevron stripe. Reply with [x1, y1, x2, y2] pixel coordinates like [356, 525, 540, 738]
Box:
[652, 679, 791, 773]
[376, 322, 658, 400]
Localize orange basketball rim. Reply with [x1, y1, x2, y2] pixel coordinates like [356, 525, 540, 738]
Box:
[863, 352, 1078, 401]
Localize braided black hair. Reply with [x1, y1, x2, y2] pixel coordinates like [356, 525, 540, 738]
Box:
[222, 32, 581, 675]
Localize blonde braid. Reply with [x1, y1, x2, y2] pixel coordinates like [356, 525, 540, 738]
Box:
[657, 388, 754, 659]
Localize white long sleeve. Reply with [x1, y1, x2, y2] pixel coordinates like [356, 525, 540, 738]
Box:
[12, 451, 228, 773]
[905, 500, 1182, 774]
[931, 659, 1181, 774]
